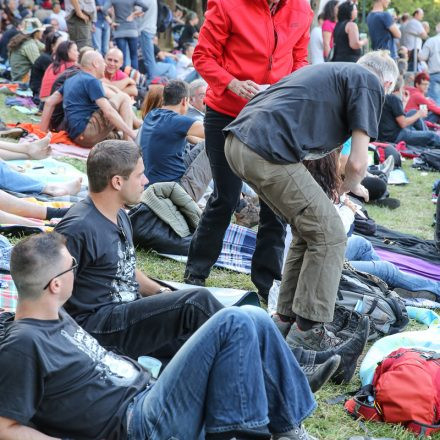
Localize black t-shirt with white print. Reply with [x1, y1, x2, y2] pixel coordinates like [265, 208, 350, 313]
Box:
[55, 197, 141, 326]
[0, 309, 150, 440]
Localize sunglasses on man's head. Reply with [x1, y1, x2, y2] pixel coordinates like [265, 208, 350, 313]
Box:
[43, 257, 78, 290]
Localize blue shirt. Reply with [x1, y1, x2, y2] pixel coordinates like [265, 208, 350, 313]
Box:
[367, 11, 396, 59]
[59, 71, 106, 139]
[140, 109, 195, 184]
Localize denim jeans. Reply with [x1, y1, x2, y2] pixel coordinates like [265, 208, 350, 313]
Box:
[81, 288, 224, 362]
[92, 20, 110, 56]
[155, 58, 177, 79]
[115, 37, 139, 69]
[396, 127, 440, 147]
[186, 107, 286, 297]
[0, 235, 11, 271]
[428, 72, 440, 106]
[0, 161, 44, 193]
[346, 236, 440, 296]
[125, 306, 316, 439]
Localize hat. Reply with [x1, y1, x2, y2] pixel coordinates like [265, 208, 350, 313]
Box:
[22, 18, 45, 35]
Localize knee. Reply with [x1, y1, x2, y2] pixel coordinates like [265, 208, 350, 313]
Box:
[379, 261, 398, 279]
[185, 287, 224, 311]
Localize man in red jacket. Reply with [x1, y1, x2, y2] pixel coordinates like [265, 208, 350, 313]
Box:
[184, 0, 314, 302]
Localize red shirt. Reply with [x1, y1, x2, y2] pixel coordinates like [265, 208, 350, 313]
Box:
[40, 61, 75, 99]
[193, 0, 313, 117]
[104, 69, 128, 82]
[405, 86, 440, 115]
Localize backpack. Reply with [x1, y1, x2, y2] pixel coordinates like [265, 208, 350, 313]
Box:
[335, 264, 409, 340]
[345, 348, 440, 437]
[157, 0, 173, 33]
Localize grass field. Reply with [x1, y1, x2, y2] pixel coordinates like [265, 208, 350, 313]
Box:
[3, 95, 440, 440]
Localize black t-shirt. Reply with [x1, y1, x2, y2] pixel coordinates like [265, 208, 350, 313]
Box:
[225, 63, 385, 164]
[55, 197, 141, 325]
[0, 309, 149, 439]
[29, 52, 51, 95]
[378, 93, 404, 142]
[0, 26, 19, 61]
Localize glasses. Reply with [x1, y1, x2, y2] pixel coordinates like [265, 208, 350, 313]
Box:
[43, 257, 78, 290]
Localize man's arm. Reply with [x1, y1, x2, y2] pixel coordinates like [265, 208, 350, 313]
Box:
[339, 129, 370, 201]
[39, 91, 63, 132]
[0, 416, 60, 440]
[395, 108, 426, 128]
[187, 120, 204, 139]
[96, 97, 136, 140]
[135, 269, 165, 296]
[388, 23, 401, 39]
[69, 0, 89, 22]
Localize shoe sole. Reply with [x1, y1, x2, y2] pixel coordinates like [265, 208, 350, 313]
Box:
[308, 354, 341, 393]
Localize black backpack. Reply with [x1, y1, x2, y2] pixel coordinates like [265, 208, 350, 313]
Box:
[157, 0, 173, 33]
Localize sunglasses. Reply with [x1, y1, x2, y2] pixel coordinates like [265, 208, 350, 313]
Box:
[43, 256, 78, 290]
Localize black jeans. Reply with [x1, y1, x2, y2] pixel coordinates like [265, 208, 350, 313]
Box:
[185, 107, 286, 297]
[80, 288, 224, 362]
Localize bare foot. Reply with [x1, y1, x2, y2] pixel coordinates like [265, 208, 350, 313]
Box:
[43, 177, 82, 197]
[26, 133, 52, 160]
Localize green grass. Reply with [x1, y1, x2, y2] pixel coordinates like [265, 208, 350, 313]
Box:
[3, 95, 440, 440]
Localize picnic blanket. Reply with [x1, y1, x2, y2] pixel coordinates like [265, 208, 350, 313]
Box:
[0, 275, 259, 314]
[7, 157, 88, 188]
[160, 223, 256, 274]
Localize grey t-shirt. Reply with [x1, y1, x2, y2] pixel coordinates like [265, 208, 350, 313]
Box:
[225, 63, 384, 164]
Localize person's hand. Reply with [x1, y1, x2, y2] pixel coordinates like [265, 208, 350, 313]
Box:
[343, 196, 358, 213]
[351, 183, 369, 202]
[91, 23, 96, 33]
[360, 38, 368, 46]
[418, 106, 428, 118]
[227, 79, 260, 100]
[76, 10, 90, 23]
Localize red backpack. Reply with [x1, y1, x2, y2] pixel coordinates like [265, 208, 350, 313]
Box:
[345, 348, 440, 437]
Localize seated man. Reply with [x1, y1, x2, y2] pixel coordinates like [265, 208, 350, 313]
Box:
[379, 76, 440, 147]
[224, 51, 399, 351]
[140, 79, 210, 200]
[54, 140, 365, 390]
[186, 78, 207, 122]
[0, 232, 317, 440]
[176, 42, 199, 83]
[40, 50, 137, 147]
[405, 72, 440, 123]
[103, 47, 138, 98]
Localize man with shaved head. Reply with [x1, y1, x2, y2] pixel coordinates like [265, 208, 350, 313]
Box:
[103, 48, 138, 98]
[40, 50, 137, 147]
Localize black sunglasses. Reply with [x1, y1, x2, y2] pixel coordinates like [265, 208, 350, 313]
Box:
[43, 257, 78, 290]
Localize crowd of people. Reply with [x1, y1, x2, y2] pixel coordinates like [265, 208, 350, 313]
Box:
[0, 0, 438, 438]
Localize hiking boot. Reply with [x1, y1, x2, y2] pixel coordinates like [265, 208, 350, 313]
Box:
[378, 155, 395, 179]
[235, 197, 260, 228]
[330, 316, 370, 384]
[394, 287, 437, 301]
[286, 322, 343, 351]
[183, 273, 206, 287]
[300, 354, 341, 393]
[272, 425, 317, 440]
[272, 313, 293, 338]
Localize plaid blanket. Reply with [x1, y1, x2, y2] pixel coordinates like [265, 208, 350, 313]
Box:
[0, 274, 17, 312]
[160, 223, 256, 274]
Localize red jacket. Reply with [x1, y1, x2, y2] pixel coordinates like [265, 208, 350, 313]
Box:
[193, 0, 313, 117]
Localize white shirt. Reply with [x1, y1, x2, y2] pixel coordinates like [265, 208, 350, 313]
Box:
[401, 18, 424, 51]
[309, 26, 324, 65]
[419, 34, 440, 74]
[176, 54, 194, 79]
[50, 10, 67, 32]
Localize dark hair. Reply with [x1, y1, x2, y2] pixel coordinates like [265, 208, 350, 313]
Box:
[323, 0, 338, 22]
[317, 13, 324, 21]
[44, 31, 61, 54]
[52, 40, 75, 74]
[414, 71, 430, 86]
[303, 149, 342, 203]
[11, 232, 67, 299]
[87, 140, 141, 193]
[337, 1, 355, 22]
[163, 79, 189, 106]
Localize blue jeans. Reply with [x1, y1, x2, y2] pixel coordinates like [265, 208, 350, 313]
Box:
[396, 127, 440, 147]
[139, 31, 177, 79]
[92, 20, 110, 56]
[428, 72, 440, 106]
[0, 161, 44, 193]
[126, 306, 316, 439]
[0, 235, 11, 271]
[115, 37, 138, 69]
[346, 236, 440, 296]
